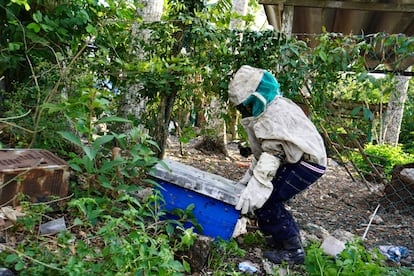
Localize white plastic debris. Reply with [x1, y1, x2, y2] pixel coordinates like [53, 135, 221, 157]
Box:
[238, 261, 258, 274]
[39, 217, 66, 235]
[320, 235, 345, 257]
[232, 217, 248, 238]
[378, 245, 409, 263]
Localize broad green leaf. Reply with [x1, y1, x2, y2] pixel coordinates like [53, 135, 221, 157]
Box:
[15, 260, 26, 271]
[318, 51, 327, 62]
[98, 175, 113, 189]
[363, 107, 374, 121]
[40, 23, 53, 32]
[98, 160, 123, 173]
[93, 135, 114, 148]
[58, 131, 82, 147]
[86, 24, 97, 35]
[32, 10, 43, 22]
[145, 139, 160, 150]
[27, 22, 41, 33]
[25, 31, 49, 45]
[8, 42, 21, 51]
[4, 254, 19, 263]
[41, 103, 64, 113]
[73, 218, 83, 226]
[68, 163, 82, 173]
[350, 106, 362, 116]
[83, 145, 96, 160]
[166, 224, 175, 235]
[95, 116, 132, 124]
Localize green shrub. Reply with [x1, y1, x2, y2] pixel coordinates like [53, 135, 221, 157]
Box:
[350, 143, 414, 180]
[207, 238, 245, 273]
[400, 84, 414, 154]
[305, 240, 411, 276]
[0, 87, 198, 274]
[0, 194, 196, 275]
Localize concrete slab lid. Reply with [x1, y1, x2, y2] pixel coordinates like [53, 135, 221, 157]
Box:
[150, 158, 245, 206]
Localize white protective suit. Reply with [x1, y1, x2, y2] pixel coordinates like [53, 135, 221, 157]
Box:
[229, 65, 327, 214]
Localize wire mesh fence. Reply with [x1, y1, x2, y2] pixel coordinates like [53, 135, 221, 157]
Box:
[286, 32, 414, 217]
[380, 164, 414, 215]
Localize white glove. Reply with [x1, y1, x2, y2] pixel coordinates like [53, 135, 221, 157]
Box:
[236, 176, 273, 214]
[238, 157, 257, 185]
[253, 152, 280, 187]
[235, 153, 281, 214]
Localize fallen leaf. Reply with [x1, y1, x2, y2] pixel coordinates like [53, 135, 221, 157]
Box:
[70, 244, 76, 255]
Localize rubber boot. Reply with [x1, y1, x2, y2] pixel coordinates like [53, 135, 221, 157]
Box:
[265, 235, 283, 250]
[263, 235, 305, 265]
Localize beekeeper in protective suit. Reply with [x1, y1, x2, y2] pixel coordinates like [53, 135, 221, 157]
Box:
[229, 65, 327, 265]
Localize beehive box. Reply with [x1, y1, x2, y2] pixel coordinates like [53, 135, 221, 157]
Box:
[0, 149, 70, 206]
[150, 159, 244, 240]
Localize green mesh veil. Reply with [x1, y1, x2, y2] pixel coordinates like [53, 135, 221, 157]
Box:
[242, 71, 282, 117]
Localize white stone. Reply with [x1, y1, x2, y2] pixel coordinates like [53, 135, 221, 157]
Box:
[401, 168, 414, 180]
[320, 235, 346, 257]
[331, 229, 355, 242]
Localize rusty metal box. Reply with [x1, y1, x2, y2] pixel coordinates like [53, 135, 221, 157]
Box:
[0, 149, 70, 206]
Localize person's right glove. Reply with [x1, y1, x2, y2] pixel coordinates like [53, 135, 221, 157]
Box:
[236, 176, 272, 214]
[235, 152, 281, 214]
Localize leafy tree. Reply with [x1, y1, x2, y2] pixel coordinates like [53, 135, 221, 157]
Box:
[125, 0, 238, 157]
[0, 0, 137, 148]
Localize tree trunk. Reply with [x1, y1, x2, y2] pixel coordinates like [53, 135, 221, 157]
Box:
[138, 0, 163, 22]
[117, 1, 164, 131]
[281, 5, 294, 38]
[154, 87, 178, 159]
[382, 70, 411, 146]
[227, 0, 249, 142]
[230, 0, 248, 30]
[228, 105, 239, 140]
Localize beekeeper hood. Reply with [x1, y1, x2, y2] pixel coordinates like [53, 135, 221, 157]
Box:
[229, 65, 281, 117]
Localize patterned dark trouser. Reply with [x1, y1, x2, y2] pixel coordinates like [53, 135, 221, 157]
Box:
[254, 160, 325, 242]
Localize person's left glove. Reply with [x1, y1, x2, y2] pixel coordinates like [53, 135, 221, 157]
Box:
[238, 157, 257, 186]
[235, 152, 281, 214]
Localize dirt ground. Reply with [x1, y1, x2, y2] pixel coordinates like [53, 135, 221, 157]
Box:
[164, 135, 414, 274]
